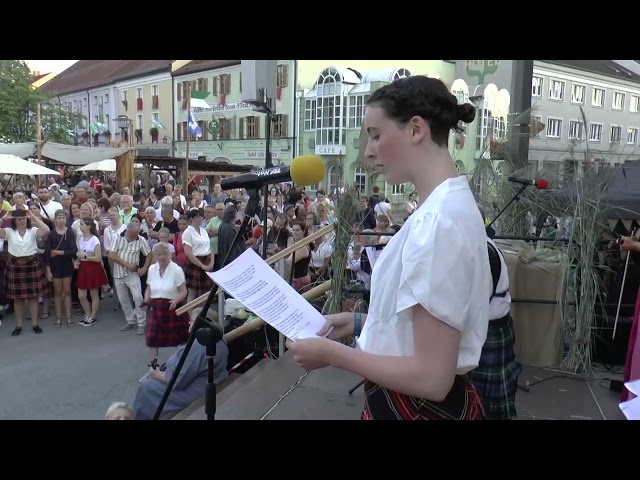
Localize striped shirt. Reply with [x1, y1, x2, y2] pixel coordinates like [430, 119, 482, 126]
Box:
[110, 234, 151, 279]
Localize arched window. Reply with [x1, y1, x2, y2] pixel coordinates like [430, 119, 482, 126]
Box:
[354, 166, 367, 193]
[316, 68, 344, 147]
[393, 68, 412, 80]
[326, 163, 341, 193]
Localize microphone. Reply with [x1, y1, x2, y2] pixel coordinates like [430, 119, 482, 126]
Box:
[507, 176, 549, 190]
[220, 155, 325, 190]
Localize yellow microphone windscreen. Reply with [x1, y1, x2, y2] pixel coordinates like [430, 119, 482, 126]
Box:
[289, 155, 325, 186]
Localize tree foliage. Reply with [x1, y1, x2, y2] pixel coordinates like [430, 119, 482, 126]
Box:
[0, 60, 85, 144]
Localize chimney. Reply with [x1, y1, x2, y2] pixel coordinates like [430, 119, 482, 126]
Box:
[34, 70, 40, 77]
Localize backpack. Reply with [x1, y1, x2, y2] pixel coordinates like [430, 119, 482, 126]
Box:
[487, 241, 508, 300]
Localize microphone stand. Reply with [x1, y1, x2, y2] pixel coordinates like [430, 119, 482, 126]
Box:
[487, 184, 528, 230]
[152, 188, 261, 421]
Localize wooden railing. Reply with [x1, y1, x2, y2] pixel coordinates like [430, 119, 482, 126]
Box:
[176, 223, 336, 315]
[175, 223, 337, 345]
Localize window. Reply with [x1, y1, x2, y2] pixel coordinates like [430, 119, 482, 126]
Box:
[272, 114, 288, 137]
[568, 120, 583, 140]
[83, 98, 87, 107]
[121, 91, 127, 101]
[277, 64, 289, 88]
[546, 118, 562, 138]
[612, 91, 625, 110]
[354, 167, 367, 193]
[592, 88, 605, 107]
[93, 96, 98, 105]
[136, 88, 143, 99]
[326, 164, 340, 193]
[628, 127, 638, 144]
[610, 125, 622, 143]
[348, 95, 369, 129]
[152, 112, 159, 123]
[105, 94, 109, 104]
[315, 68, 344, 146]
[304, 99, 316, 131]
[589, 123, 603, 141]
[393, 68, 411, 80]
[530, 115, 542, 137]
[136, 114, 143, 130]
[531, 76, 543, 97]
[105, 114, 110, 129]
[94, 115, 99, 123]
[452, 88, 469, 106]
[152, 85, 159, 97]
[549, 79, 565, 101]
[631, 96, 640, 113]
[571, 84, 585, 104]
[392, 184, 406, 195]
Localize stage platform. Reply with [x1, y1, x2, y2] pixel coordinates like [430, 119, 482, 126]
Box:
[180, 352, 626, 420]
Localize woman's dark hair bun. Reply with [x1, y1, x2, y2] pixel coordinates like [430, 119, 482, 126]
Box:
[457, 103, 476, 124]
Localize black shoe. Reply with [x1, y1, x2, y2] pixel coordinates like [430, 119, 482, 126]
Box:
[33, 325, 43, 334]
[11, 327, 22, 336]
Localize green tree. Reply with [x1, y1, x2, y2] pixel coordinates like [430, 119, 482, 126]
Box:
[0, 60, 84, 144]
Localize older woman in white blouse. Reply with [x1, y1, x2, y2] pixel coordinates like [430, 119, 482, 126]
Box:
[142, 242, 189, 367]
[0, 209, 50, 336]
[181, 208, 214, 303]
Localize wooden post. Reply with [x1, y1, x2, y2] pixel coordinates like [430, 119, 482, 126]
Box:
[183, 83, 191, 188]
[36, 103, 42, 185]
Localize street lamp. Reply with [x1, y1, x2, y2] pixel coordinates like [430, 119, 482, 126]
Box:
[117, 115, 131, 142]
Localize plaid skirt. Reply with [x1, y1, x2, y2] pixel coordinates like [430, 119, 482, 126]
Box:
[185, 256, 213, 294]
[146, 298, 190, 348]
[5, 255, 45, 300]
[362, 375, 486, 420]
[468, 313, 522, 420]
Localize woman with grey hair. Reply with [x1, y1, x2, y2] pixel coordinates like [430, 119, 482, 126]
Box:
[141, 242, 189, 367]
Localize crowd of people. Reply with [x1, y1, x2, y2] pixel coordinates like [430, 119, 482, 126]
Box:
[7, 76, 529, 422]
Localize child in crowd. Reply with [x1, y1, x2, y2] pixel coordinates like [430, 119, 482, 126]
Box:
[105, 402, 133, 420]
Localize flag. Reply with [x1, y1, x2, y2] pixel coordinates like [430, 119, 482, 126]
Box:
[188, 111, 202, 138]
[151, 119, 166, 130]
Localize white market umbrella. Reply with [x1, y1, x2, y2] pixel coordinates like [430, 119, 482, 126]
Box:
[0, 154, 59, 176]
[76, 159, 117, 172]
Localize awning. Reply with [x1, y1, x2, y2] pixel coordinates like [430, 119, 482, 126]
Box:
[41, 142, 134, 166]
[0, 142, 36, 159]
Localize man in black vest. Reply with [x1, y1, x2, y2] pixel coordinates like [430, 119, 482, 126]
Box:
[469, 205, 522, 420]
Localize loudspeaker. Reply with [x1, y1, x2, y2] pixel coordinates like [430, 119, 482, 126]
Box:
[591, 313, 632, 365]
[241, 60, 278, 105]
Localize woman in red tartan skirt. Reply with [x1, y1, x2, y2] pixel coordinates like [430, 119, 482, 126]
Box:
[181, 209, 214, 303]
[0, 209, 51, 336]
[286, 76, 490, 420]
[142, 242, 189, 367]
[75, 216, 109, 325]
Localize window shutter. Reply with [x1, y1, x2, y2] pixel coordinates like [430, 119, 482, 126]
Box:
[239, 72, 242, 93]
[177, 83, 182, 101]
[212, 76, 218, 96]
[282, 114, 289, 137]
[238, 117, 245, 139]
[255, 116, 261, 139]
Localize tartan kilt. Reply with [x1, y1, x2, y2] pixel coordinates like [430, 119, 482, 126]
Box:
[362, 375, 486, 420]
[146, 298, 190, 348]
[184, 256, 213, 294]
[5, 255, 45, 300]
[468, 313, 522, 420]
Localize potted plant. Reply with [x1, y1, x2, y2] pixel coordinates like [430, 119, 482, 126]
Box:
[149, 127, 159, 143]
